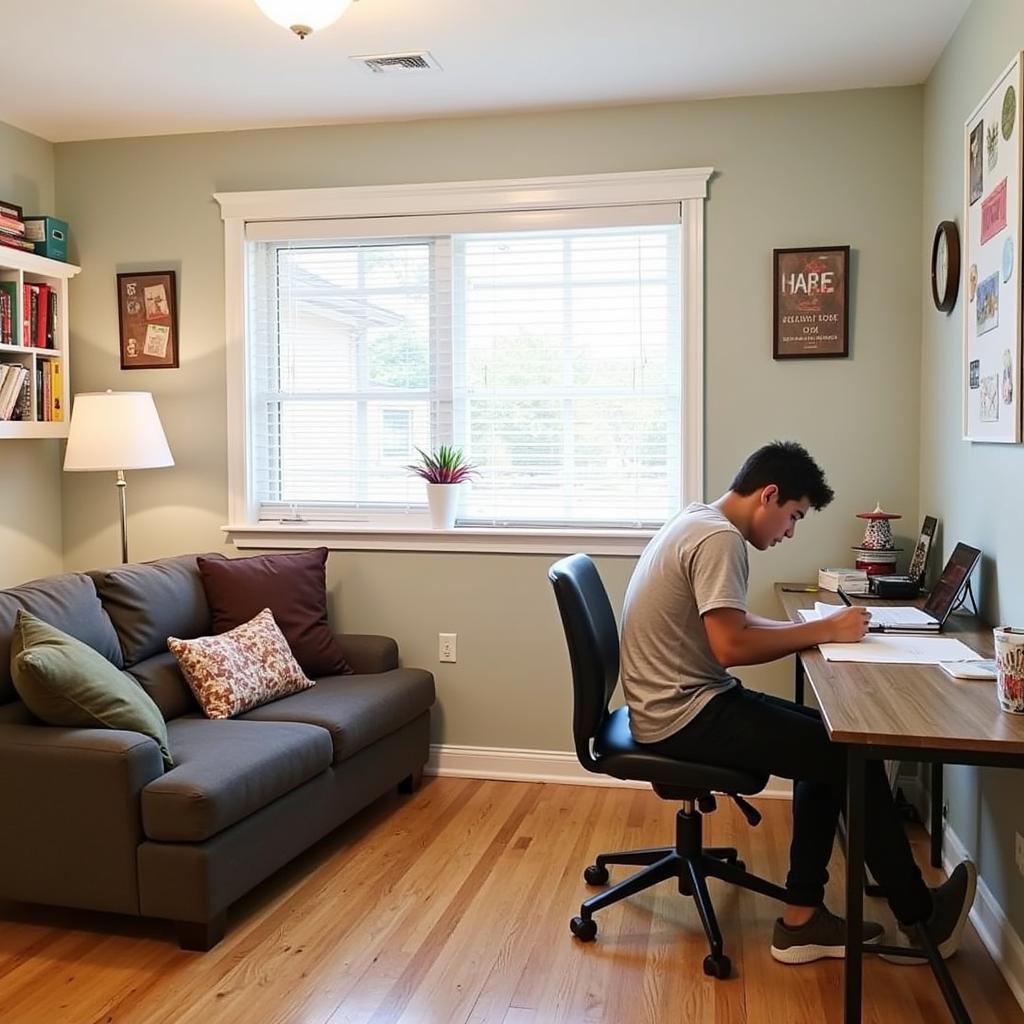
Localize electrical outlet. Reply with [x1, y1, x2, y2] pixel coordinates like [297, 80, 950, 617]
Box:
[439, 633, 457, 663]
[1016, 832, 1024, 877]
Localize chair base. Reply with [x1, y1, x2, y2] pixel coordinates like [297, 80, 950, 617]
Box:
[571, 804, 787, 979]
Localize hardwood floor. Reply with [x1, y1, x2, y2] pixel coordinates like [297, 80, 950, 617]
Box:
[0, 778, 1020, 1023]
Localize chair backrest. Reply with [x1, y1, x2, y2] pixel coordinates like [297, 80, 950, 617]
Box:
[548, 553, 620, 772]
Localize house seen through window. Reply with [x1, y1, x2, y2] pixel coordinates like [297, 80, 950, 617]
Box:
[246, 218, 684, 529]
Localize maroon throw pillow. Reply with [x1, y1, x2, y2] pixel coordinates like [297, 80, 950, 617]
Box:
[196, 548, 353, 677]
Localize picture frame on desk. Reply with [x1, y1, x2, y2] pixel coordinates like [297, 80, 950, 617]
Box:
[772, 245, 850, 359]
[116, 270, 178, 370]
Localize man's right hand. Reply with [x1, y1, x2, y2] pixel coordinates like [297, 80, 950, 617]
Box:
[822, 605, 872, 643]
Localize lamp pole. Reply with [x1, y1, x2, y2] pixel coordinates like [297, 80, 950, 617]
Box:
[116, 470, 129, 564]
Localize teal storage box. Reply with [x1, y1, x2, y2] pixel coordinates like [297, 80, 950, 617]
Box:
[23, 217, 68, 261]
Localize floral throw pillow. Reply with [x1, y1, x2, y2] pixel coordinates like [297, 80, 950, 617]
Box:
[167, 609, 314, 719]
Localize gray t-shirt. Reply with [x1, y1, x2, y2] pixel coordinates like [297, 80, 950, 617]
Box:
[620, 503, 748, 743]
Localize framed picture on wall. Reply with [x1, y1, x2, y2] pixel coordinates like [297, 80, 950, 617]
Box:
[772, 245, 850, 359]
[116, 270, 179, 370]
[963, 52, 1023, 443]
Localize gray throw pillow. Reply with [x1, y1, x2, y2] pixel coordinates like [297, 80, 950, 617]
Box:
[11, 608, 173, 768]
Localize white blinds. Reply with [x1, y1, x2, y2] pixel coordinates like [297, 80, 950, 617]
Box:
[246, 205, 682, 528]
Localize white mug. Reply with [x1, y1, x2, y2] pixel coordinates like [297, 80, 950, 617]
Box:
[993, 627, 1024, 714]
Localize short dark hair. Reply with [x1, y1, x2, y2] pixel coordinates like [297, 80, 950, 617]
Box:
[730, 441, 834, 510]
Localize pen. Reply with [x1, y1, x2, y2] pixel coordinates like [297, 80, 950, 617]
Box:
[836, 587, 853, 606]
[781, 586, 819, 593]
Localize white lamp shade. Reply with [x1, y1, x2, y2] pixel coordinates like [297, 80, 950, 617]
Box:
[254, 0, 352, 32]
[63, 391, 174, 472]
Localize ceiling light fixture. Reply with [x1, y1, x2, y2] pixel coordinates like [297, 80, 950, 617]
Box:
[254, 0, 353, 40]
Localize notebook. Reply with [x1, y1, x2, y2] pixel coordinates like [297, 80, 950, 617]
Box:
[800, 542, 982, 633]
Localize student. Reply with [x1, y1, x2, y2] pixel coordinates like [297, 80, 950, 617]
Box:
[619, 441, 976, 964]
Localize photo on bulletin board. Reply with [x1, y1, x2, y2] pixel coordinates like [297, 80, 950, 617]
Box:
[963, 53, 1023, 442]
[116, 270, 179, 370]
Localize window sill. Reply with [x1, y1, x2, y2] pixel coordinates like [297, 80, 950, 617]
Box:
[222, 521, 654, 555]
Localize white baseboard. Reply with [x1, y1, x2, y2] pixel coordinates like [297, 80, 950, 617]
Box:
[425, 744, 793, 799]
[941, 824, 1024, 1013]
[901, 774, 1024, 1013]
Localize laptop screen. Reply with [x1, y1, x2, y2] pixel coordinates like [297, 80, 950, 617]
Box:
[922, 543, 982, 625]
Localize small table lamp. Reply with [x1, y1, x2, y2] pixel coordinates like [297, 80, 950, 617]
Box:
[63, 390, 174, 564]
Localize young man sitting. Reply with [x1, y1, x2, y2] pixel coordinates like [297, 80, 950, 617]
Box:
[619, 440, 976, 964]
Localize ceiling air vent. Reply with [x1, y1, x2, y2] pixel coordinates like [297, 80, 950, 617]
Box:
[352, 51, 442, 74]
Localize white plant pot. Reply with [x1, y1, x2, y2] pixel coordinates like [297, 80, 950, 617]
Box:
[426, 483, 461, 530]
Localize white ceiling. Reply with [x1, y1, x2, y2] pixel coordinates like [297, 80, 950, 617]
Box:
[1, 0, 971, 144]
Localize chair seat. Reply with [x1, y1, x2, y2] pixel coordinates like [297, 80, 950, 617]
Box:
[593, 707, 767, 796]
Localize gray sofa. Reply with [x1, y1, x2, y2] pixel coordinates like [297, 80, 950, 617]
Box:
[0, 553, 435, 949]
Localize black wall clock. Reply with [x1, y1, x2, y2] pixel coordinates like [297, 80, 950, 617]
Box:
[931, 220, 961, 313]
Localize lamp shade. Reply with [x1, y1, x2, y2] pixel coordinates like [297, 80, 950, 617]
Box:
[254, 0, 352, 34]
[64, 391, 174, 472]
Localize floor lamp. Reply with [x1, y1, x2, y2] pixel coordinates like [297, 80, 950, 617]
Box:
[63, 390, 174, 564]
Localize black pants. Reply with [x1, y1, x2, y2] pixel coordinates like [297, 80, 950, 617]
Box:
[644, 684, 933, 925]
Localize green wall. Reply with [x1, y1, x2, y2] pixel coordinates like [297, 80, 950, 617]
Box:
[52, 88, 924, 750]
[0, 121, 62, 588]
[922, 0, 1024, 936]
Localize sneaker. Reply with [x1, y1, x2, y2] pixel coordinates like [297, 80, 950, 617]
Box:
[881, 860, 977, 965]
[770, 906, 885, 964]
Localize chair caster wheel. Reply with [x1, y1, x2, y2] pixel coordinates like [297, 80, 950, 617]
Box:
[703, 954, 731, 979]
[570, 916, 598, 942]
[584, 864, 609, 886]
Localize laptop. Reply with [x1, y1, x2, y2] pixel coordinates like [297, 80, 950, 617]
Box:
[862, 542, 982, 632]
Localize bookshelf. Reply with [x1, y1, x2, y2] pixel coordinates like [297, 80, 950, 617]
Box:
[0, 246, 80, 439]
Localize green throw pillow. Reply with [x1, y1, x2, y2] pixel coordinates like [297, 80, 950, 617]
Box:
[11, 609, 173, 768]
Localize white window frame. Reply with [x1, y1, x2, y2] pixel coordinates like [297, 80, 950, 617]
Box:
[214, 168, 711, 555]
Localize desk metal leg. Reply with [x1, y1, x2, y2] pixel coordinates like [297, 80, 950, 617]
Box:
[912, 922, 973, 1024]
[931, 762, 944, 868]
[844, 747, 865, 1024]
[794, 655, 805, 706]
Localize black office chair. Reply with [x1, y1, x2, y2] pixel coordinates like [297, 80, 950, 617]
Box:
[548, 553, 787, 979]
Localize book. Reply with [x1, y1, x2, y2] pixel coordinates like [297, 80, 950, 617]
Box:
[49, 359, 63, 421]
[35, 284, 49, 348]
[818, 567, 870, 593]
[0, 199, 23, 221]
[0, 281, 15, 345]
[45, 287, 56, 348]
[0, 216, 25, 234]
[0, 234, 34, 253]
[0, 364, 26, 420]
[43, 360, 52, 421]
[11, 370, 30, 421]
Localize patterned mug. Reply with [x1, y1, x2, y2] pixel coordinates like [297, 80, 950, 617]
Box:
[993, 627, 1024, 714]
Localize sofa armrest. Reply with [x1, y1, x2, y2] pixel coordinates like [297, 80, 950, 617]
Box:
[0, 723, 165, 914]
[335, 633, 399, 674]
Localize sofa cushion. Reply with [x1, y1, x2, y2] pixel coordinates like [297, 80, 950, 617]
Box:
[142, 718, 332, 842]
[0, 572, 123, 704]
[168, 609, 315, 720]
[11, 610, 172, 768]
[125, 651, 199, 722]
[239, 669, 435, 762]
[197, 548, 353, 678]
[89, 552, 224, 667]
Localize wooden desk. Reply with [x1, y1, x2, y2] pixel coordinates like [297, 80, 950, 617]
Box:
[776, 584, 1024, 1024]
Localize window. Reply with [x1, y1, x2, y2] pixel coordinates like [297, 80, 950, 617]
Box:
[217, 170, 709, 552]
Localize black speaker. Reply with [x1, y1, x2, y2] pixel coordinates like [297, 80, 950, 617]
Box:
[868, 575, 920, 599]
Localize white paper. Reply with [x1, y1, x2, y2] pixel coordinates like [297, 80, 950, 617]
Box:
[798, 602, 842, 622]
[799, 602, 937, 627]
[818, 636, 981, 664]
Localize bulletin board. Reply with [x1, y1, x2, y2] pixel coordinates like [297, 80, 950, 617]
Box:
[963, 53, 1023, 443]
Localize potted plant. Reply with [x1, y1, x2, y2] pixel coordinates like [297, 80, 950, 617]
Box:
[405, 445, 479, 529]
